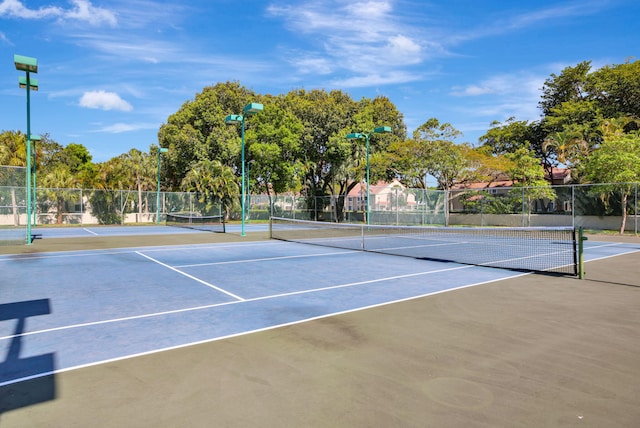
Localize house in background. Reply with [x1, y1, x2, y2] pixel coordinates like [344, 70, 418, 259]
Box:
[346, 179, 417, 211]
[548, 167, 572, 185]
[449, 167, 572, 213]
[449, 177, 514, 212]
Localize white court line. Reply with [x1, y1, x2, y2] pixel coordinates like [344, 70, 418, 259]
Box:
[176, 250, 358, 268]
[0, 270, 527, 388]
[0, 240, 289, 262]
[1, 241, 635, 387]
[135, 251, 246, 301]
[82, 228, 99, 235]
[0, 263, 475, 343]
[586, 242, 634, 249]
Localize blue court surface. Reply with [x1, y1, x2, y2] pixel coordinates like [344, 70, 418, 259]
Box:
[1, 236, 638, 387]
[29, 223, 269, 238]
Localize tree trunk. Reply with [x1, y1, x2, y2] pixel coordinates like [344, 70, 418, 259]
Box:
[619, 192, 628, 234]
[11, 188, 19, 226]
[137, 179, 143, 218]
[57, 196, 64, 224]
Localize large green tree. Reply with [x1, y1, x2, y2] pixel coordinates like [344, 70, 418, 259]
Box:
[334, 96, 404, 221]
[284, 89, 359, 218]
[385, 118, 467, 191]
[181, 159, 239, 219]
[539, 60, 640, 173]
[479, 118, 551, 174]
[505, 148, 556, 225]
[583, 131, 640, 233]
[539, 61, 592, 116]
[586, 60, 640, 119]
[245, 94, 304, 206]
[158, 81, 258, 189]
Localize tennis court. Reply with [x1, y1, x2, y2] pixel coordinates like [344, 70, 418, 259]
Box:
[1, 226, 639, 426]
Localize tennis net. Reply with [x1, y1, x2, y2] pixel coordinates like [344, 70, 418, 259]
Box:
[270, 217, 578, 275]
[166, 213, 226, 233]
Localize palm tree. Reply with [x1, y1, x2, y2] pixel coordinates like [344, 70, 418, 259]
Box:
[0, 131, 27, 226]
[121, 149, 156, 221]
[40, 165, 79, 224]
[181, 159, 239, 219]
[600, 116, 640, 138]
[542, 129, 589, 166]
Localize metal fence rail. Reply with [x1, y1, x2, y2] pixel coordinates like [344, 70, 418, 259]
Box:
[0, 182, 638, 235]
[0, 166, 27, 245]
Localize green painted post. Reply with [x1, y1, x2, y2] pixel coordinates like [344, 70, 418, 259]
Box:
[156, 148, 168, 224]
[578, 227, 588, 279]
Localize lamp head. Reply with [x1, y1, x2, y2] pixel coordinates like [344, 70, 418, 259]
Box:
[373, 126, 392, 134]
[14, 55, 38, 73]
[19, 76, 39, 91]
[346, 133, 365, 140]
[225, 114, 243, 124]
[159, 148, 169, 154]
[243, 103, 263, 116]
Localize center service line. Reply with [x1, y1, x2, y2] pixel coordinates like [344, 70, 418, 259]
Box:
[135, 251, 245, 301]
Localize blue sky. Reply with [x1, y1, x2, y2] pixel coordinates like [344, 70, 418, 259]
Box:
[1, 0, 638, 163]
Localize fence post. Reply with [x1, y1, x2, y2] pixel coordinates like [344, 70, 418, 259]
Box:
[578, 227, 587, 279]
[395, 187, 399, 225]
[521, 187, 526, 227]
[571, 185, 575, 229]
[445, 189, 449, 226]
[422, 188, 426, 226]
[80, 189, 84, 226]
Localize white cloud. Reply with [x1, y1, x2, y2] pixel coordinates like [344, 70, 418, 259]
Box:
[450, 73, 544, 98]
[451, 85, 494, 96]
[452, 1, 612, 44]
[0, 0, 116, 26]
[344, 1, 392, 19]
[0, 31, 12, 45]
[447, 71, 549, 125]
[291, 56, 334, 75]
[79, 90, 133, 111]
[267, 0, 429, 81]
[506, 1, 606, 31]
[386, 34, 422, 64]
[94, 122, 158, 134]
[332, 71, 423, 88]
[0, 0, 61, 19]
[66, 0, 117, 26]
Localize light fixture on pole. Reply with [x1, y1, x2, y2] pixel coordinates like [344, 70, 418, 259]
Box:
[20, 74, 39, 227]
[15, 54, 38, 244]
[225, 102, 263, 236]
[156, 147, 169, 224]
[346, 126, 392, 225]
[246, 159, 255, 224]
[30, 134, 42, 226]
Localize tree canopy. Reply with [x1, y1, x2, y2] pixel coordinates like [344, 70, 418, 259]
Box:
[2, 58, 640, 227]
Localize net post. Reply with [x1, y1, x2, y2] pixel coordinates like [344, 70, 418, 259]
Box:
[578, 227, 587, 279]
[269, 216, 273, 239]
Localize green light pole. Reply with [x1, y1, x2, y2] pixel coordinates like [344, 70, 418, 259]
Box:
[15, 55, 38, 244]
[347, 126, 391, 225]
[225, 103, 263, 236]
[246, 159, 254, 224]
[156, 147, 169, 224]
[30, 134, 41, 226]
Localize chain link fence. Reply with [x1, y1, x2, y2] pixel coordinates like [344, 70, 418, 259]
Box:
[0, 166, 26, 245]
[448, 183, 639, 233]
[1, 186, 223, 228]
[1, 180, 638, 235]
